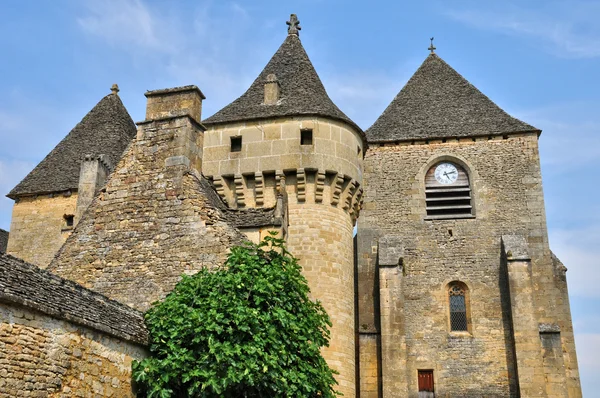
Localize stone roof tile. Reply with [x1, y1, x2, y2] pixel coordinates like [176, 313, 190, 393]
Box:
[0, 253, 147, 345]
[8, 93, 137, 198]
[366, 53, 539, 142]
[203, 34, 365, 141]
[0, 229, 8, 254]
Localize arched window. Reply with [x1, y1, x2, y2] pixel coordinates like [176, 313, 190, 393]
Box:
[425, 161, 473, 219]
[448, 282, 469, 332]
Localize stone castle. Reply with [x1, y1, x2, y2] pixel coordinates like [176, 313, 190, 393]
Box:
[0, 14, 581, 397]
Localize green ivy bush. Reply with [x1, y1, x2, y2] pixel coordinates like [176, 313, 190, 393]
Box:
[132, 235, 339, 397]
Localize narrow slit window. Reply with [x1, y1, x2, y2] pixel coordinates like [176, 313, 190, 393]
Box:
[64, 214, 74, 228]
[301, 129, 313, 145]
[449, 283, 468, 332]
[231, 136, 242, 152]
[425, 161, 473, 219]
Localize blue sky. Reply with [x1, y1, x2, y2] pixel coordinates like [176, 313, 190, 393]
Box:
[0, 0, 599, 394]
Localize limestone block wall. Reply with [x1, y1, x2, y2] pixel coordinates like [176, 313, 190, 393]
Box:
[0, 304, 146, 397]
[203, 117, 364, 209]
[204, 116, 365, 397]
[48, 116, 245, 312]
[7, 192, 78, 268]
[356, 133, 581, 397]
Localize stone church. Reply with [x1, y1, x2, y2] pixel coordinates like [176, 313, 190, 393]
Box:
[0, 14, 581, 397]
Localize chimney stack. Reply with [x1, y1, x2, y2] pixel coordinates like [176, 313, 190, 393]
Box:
[75, 154, 111, 224]
[144, 85, 205, 124]
[264, 74, 280, 105]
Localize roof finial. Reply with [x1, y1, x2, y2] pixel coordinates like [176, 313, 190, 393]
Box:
[110, 83, 120, 95]
[428, 37, 436, 54]
[286, 14, 301, 36]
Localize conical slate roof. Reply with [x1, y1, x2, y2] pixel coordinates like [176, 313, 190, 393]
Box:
[366, 53, 539, 143]
[203, 33, 364, 139]
[8, 92, 137, 198]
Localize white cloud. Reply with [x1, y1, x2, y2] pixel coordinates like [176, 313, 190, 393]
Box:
[77, 0, 176, 53]
[446, 2, 600, 58]
[75, 0, 260, 116]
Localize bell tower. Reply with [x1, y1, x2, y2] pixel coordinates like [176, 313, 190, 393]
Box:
[356, 49, 582, 397]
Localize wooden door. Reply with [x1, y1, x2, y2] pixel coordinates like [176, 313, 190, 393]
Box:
[418, 370, 434, 398]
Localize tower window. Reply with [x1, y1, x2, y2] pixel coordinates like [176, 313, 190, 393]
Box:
[300, 129, 313, 145]
[448, 282, 469, 332]
[231, 136, 242, 152]
[425, 161, 473, 219]
[64, 214, 74, 228]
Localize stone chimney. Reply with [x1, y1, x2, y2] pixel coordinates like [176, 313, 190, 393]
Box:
[75, 154, 111, 223]
[144, 85, 205, 124]
[264, 74, 280, 105]
[139, 85, 206, 176]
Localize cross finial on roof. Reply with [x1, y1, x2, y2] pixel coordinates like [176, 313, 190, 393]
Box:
[111, 84, 120, 95]
[287, 14, 301, 36]
[428, 37, 436, 54]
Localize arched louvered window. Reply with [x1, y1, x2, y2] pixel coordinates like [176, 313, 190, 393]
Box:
[448, 282, 469, 332]
[425, 161, 473, 219]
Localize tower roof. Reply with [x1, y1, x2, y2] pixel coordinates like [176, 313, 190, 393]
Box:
[8, 91, 137, 198]
[203, 23, 364, 139]
[0, 228, 7, 254]
[366, 53, 539, 143]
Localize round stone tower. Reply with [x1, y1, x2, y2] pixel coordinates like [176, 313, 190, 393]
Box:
[202, 14, 365, 397]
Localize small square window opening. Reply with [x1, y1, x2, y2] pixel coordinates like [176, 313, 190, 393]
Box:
[231, 136, 242, 152]
[301, 129, 313, 145]
[64, 214, 74, 227]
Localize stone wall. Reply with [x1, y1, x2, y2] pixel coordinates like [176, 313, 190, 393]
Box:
[356, 133, 581, 397]
[203, 117, 364, 210]
[48, 115, 245, 312]
[205, 115, 365, 397]
[7, 192, 77, 268]
[0, 304, 146, 398]
[0, 252, 147, 397]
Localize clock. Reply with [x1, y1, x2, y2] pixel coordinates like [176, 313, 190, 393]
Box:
[434, 163, 458, 184]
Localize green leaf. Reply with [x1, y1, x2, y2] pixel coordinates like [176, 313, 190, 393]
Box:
[132, 237, 339, 397]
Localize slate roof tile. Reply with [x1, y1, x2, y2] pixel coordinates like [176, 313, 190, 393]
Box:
[203, 34, 365, 142]
[0, 252, 147, 344]
[366, 53, 539, 142]
[8, 93, 137, 198]
[0, 229, 8, 254]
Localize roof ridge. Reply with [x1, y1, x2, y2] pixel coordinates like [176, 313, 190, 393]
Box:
[366, 53, 539, 142]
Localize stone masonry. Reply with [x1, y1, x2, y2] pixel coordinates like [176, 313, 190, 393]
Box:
[0, 253, 147, 397]
[357, 134, 581, 397]
[2, 14, 582, 398]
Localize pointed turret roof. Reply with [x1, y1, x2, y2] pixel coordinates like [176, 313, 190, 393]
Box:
[203, 20, 364, 139]
[8, 91, 137, 198]
[366, 53, 539, 143]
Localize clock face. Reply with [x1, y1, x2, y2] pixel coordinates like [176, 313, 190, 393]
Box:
[434, 163, 458, 184]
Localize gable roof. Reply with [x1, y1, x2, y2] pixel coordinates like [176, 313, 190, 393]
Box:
[0, 228, 8, 253]
[366, 53, 539, 143]
[0, 252, 147, 344]
[203, 34, 365, 141]
[8, 93, 137, 198]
